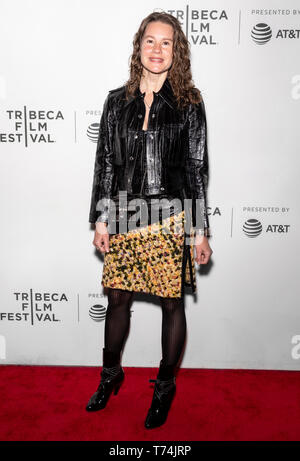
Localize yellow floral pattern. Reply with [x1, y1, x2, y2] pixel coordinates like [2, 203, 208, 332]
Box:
[101, 210, 196, 298]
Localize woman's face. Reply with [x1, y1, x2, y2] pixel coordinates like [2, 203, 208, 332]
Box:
[140, 21, 174, 75]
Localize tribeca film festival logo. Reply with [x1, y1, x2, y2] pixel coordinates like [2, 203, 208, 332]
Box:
[162, 7, 228, 45]
[242, 206, 290, 238]
[0, 107, 64, 147]
[0, 289, 68, 325]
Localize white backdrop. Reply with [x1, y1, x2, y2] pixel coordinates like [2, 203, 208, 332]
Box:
[0, 0, 299, 370]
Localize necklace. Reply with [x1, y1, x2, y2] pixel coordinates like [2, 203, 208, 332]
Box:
[144, 94, 152, 109]
[144, 99, 152, 109]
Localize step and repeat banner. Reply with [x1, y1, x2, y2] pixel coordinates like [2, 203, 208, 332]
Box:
[0, 0, 299, 370]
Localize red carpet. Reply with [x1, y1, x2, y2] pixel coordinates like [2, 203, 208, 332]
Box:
[0, 365, 300, 441]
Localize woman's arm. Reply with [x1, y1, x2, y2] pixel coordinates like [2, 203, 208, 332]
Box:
[89, 93, 115, 225]
[184, 97, 211, 238]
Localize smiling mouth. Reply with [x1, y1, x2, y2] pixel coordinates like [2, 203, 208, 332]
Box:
[149, 58, 163, 62]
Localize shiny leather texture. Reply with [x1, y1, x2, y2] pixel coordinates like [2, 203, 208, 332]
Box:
[86, 348, 124, 412]
[85, 366, 124, 411]
[89, 77, 210, 235]
[144, 377, 176, 429]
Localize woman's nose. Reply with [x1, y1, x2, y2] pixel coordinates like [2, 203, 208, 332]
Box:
[152, 43, 162, 53]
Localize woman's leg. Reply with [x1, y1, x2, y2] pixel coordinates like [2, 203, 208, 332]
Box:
[144, 295, 186, 428]
[158, 295, 187, 378]
[104, 287, 134, 355]
[86, 287, 134, 412]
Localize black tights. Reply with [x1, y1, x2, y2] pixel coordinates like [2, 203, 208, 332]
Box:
[104, 287, 186, 367]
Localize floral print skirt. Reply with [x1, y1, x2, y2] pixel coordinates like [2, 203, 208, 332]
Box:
[101, 210, 196, 298]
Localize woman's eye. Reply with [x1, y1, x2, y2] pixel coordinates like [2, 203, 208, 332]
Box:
[144, 39, 171, 46]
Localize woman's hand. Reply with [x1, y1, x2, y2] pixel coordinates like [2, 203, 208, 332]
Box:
[93, 222, 110, 254]
[194, 235, 213, 265]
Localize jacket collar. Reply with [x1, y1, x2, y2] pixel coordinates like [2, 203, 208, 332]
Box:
[124, 77, 177, 110]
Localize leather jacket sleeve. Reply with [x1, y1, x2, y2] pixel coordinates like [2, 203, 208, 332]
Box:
[184, 98, 211, 237]
[88, 93, 115, 224]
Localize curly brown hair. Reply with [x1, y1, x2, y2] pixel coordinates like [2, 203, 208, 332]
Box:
[124, 11, 203, 109]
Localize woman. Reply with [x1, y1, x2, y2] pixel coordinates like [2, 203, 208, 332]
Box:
[86, 12, 213, 429]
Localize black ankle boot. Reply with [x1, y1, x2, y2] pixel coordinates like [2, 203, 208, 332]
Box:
[144, 361, 176, 429]
[86, 348, 124, 412]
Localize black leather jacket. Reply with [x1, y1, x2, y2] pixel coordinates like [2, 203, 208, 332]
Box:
[89, 77, 210, 236]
